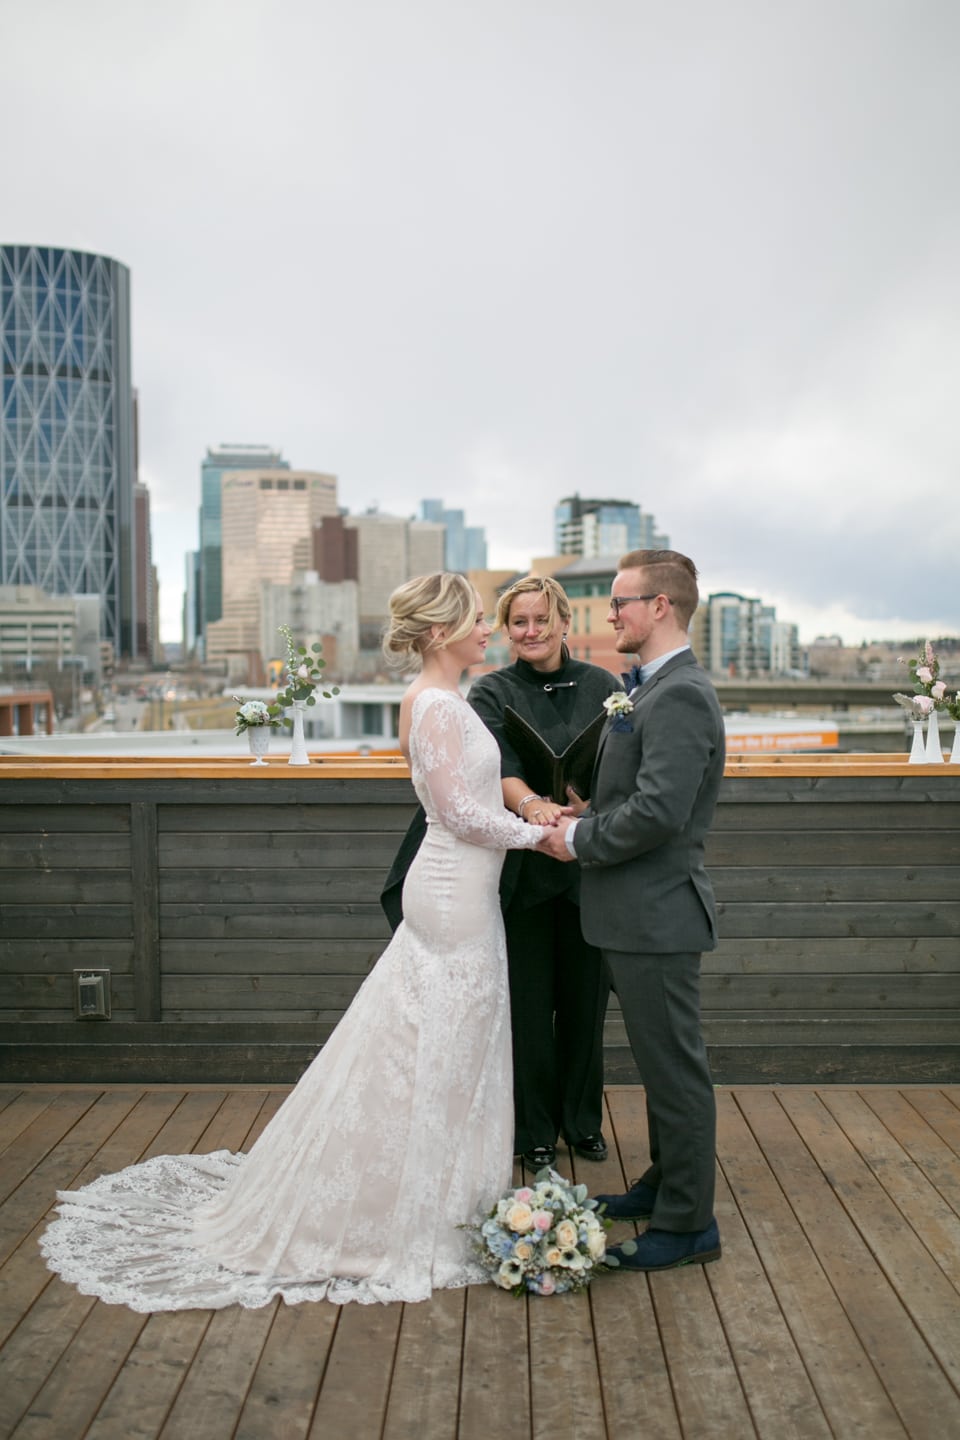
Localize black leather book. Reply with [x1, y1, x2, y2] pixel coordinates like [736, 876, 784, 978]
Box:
[502, 706, 608, 804]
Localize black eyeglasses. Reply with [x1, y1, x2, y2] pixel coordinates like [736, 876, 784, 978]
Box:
[609, 594, 671, 616]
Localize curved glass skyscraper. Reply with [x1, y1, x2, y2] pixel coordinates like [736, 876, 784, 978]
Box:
[0, 245, 136, 655]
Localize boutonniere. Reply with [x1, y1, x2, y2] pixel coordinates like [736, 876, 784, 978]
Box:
[603, 692, 634, 733]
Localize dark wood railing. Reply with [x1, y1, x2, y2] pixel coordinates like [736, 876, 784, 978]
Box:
[1, 752, 957, 1084]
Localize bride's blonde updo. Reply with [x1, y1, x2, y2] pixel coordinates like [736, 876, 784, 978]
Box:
[383, 572, 478, 669]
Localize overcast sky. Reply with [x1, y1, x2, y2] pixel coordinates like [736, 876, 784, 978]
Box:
[4, 0, 959, 647]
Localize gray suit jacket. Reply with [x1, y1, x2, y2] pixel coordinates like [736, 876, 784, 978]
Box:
[573, 650, 725, 954]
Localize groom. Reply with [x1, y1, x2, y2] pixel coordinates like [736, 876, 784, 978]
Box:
[539, 549, 725, 1270]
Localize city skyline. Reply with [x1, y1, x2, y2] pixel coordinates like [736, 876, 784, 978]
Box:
[4, 1, 959, 651]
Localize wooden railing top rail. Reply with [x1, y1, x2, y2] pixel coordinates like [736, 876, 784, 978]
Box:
[0, 751, 957, 780]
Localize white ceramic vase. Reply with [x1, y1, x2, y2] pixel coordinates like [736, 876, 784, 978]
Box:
[950, 724, 960, 765]
[924, 707, 944, 764]
[247, 726, 270, 765]
[908, 720, 926, 764]
[288, 699, 310, 766]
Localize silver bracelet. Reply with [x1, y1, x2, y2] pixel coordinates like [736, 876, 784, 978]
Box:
[518, 794, 542, 815]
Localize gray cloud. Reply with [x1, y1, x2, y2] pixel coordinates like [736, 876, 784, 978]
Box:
[4, 0, 958, 643]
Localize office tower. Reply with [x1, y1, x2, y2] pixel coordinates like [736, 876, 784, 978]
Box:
[0, 244, 137, 655]
[204, 468, 338, 673]
[420, 499, 488, 572]
[198, 445, 289, 649]
[553, 495, 669, 558]
[344, 511, 445, 640]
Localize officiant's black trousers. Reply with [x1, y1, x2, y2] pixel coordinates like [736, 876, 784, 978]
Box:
[505, 894, 609, 1154]
[604, 949, 717, 1233]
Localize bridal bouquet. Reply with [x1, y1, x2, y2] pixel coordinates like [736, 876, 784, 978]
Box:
[465, 1170, 608, 1297]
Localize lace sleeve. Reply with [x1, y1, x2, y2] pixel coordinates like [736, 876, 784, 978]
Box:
[413, 691, 545, 850]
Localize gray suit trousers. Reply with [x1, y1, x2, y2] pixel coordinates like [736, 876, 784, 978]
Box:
[604, 949, 716, 1232]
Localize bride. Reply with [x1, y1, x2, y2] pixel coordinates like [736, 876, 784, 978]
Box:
[40, 574, 551, 1310]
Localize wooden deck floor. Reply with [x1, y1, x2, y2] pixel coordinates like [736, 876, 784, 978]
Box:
[1, 1083, 958, 1440]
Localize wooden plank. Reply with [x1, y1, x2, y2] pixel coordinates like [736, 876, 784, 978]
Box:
[233, 1301, 337, 1440]
[160, 905, 390, 940]
[0, 873, 132, 904]
[901, 1088, 960, 1159]
[159, 803, 416, 834]
[716, 900, 960, 938]
[0, 1090, 56, 1155]
[0, 1090, 103, 1208]
[0, 940, 134, 972]
[381, 1288, 465, 1440]
[0, 974, 134, 1013]
[158, 831, 403, 868]
[780, 1089, 960, 1391]
[707, 1157, 832, 1438]
[707, 936, 960, 974]
[81, 1310, 213, 1440]
[149, 1303, 279, 1440]
[0, 906, 132, 940]
[737, 1088, 959, 1437]
[131, 802, 161, 1023]
[307, 1301, 403, 1437]
[528, 1291, 607, 1436]
[649, 1267, 755, 1438]
[0, 834, 130, 867]
[159, 871, 385, 904]
[459, 1283, 531, 1440]
[717, 1091, 908, 1436]
[817, 1089, 960, 1284]
[162, 939, 383, 975]
[713, 867, 960, 903]
[712, 801, 960, 831]
[0, 805, 130, 834]
[160, 975, 364, 1013]
[859, 1088, 960, 1208]
[708, 830, 959, 864]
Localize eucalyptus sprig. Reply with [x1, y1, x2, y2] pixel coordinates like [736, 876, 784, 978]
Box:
[275, 624, 340, 710]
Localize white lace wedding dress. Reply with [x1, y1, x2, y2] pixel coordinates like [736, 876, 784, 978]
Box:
[40, 689, 545, 1310]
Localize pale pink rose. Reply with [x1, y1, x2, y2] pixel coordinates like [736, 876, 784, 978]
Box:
[506, 1202, 535, 1233]
[532, 1210, 553, 1231]
[544, 1246, 563, 1267]
[513, 1239, 535, 1263]
[537, 1274, 557, 1296]
[915, 695, 934, 715]
[514, 1187, 533, 1203]
[932, 681, 946, 700]
[917, 666, 933, 684]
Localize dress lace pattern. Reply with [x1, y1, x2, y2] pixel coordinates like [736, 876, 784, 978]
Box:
[39, 689, 544, 1310]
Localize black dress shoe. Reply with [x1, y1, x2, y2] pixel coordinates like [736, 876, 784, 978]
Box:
[572, 1133, 608, 1162]
[521, 1144, 556, 1172]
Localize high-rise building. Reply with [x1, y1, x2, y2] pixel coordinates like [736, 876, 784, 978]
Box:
[204, 467, 338, 673]
[553, 495, 669, 558]
[198, 445, 289, 648]
[0, 245, 137, 655]
[344, 512, 445, 636]
[420, 499, 488, 571]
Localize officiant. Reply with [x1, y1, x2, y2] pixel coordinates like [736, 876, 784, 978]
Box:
[468, 575, 623, 1171]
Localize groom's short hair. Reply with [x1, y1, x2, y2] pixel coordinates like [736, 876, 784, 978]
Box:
[619, 549, 699, 629]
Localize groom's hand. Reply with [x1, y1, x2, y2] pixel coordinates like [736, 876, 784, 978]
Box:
[537, 815, 576, 862]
